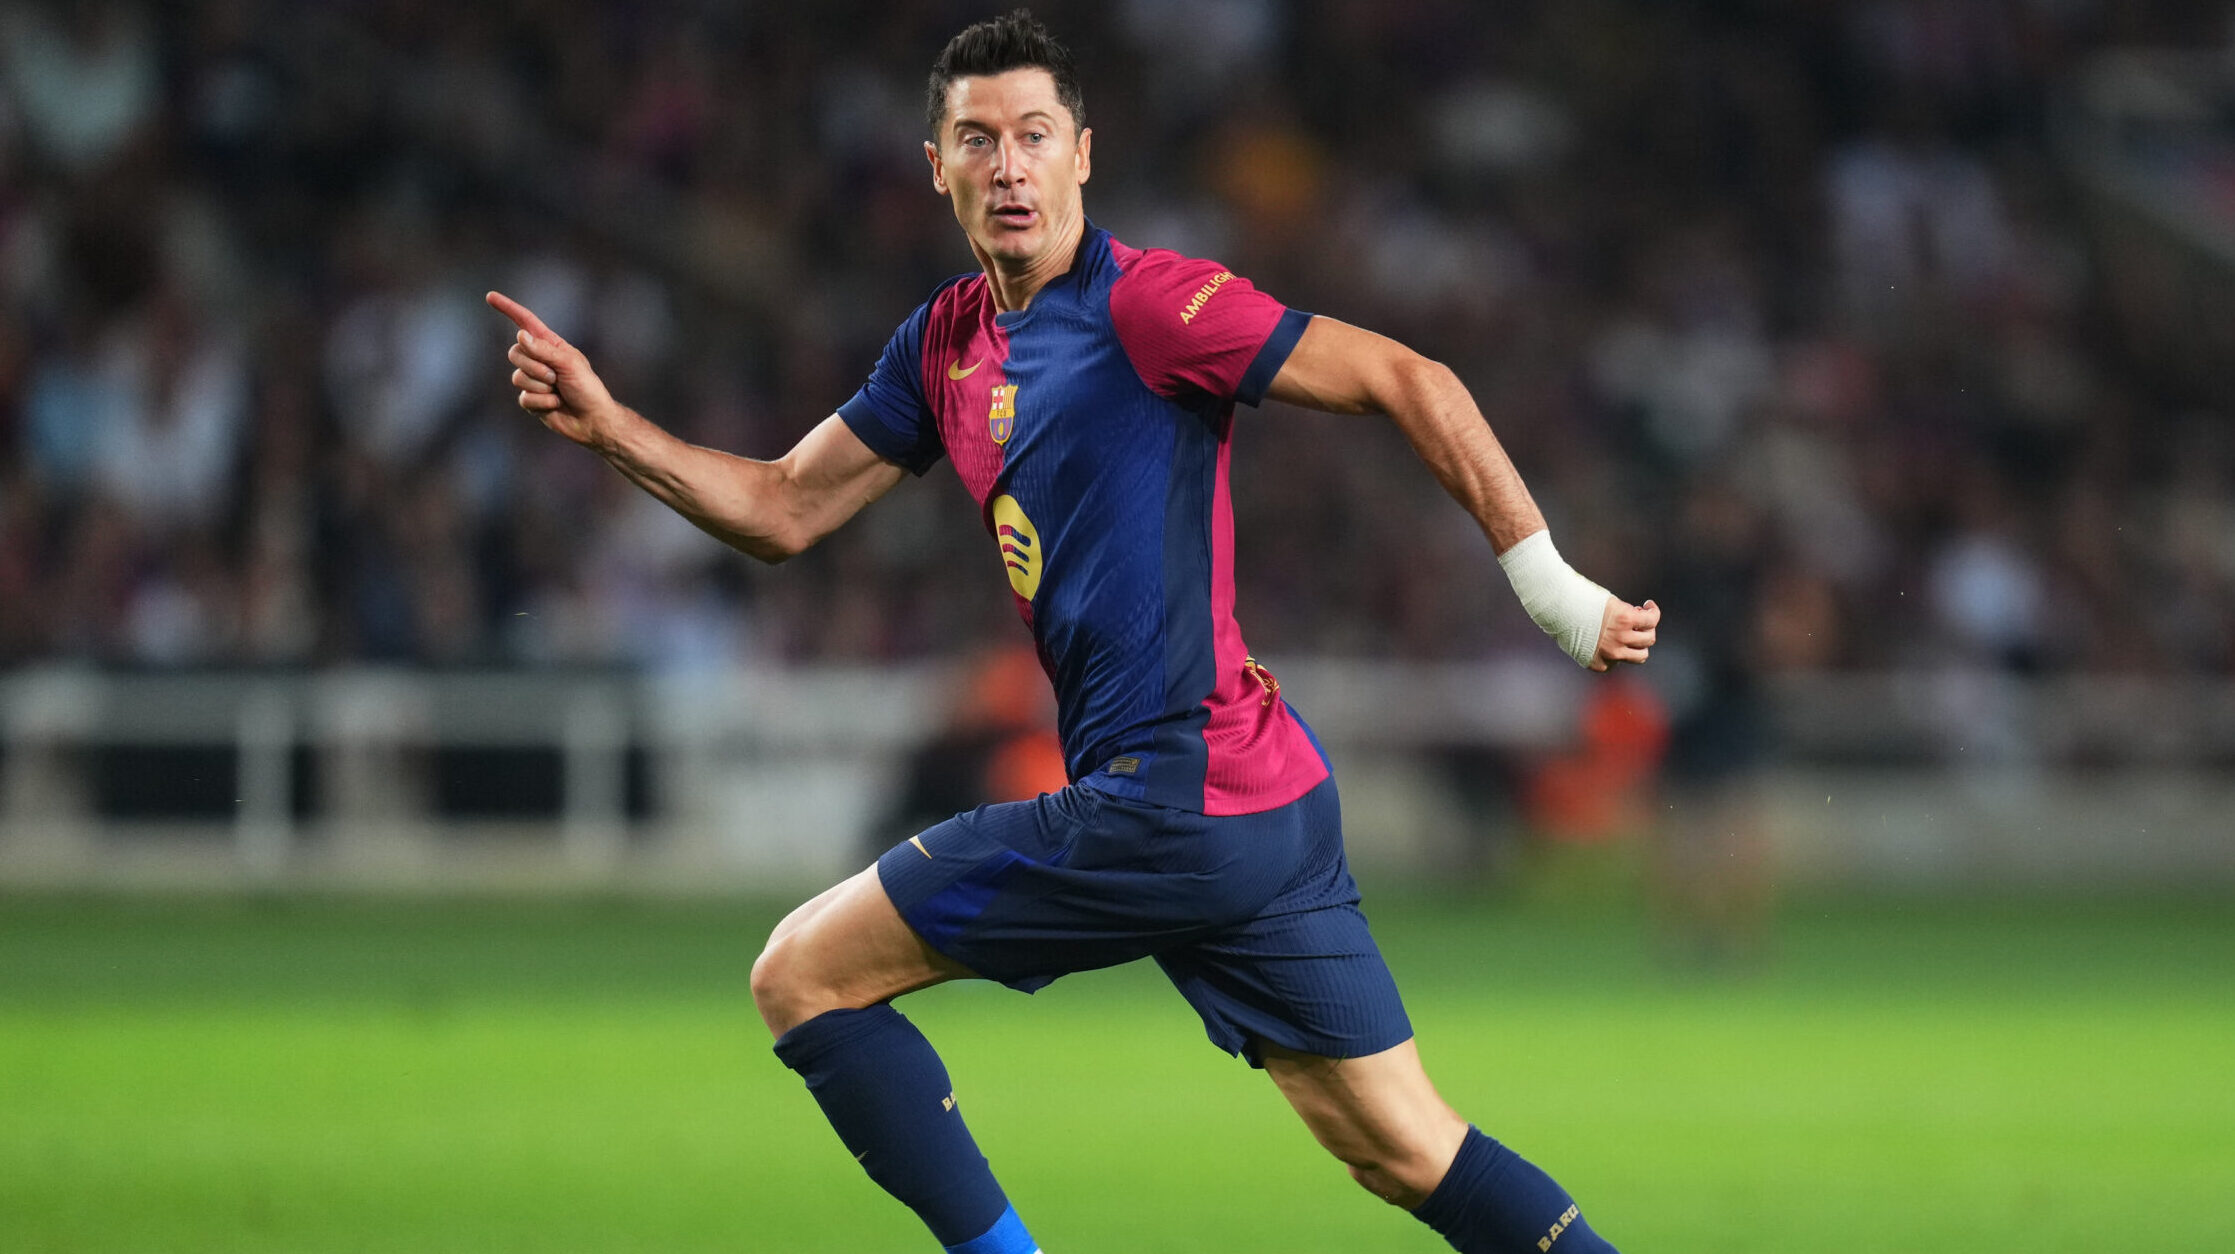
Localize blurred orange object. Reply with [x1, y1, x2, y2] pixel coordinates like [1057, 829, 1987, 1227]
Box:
[1524, 676, 1671, 843]
[954, 644, 1053, 735]
[985, 731, 1070, 802]
[959, 645, 1067, 802]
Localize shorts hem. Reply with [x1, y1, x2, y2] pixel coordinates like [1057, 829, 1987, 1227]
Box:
[1217, 1021, 1417, 1069]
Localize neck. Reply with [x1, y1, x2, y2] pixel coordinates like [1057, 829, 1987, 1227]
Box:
[972, 208, 1087, 313]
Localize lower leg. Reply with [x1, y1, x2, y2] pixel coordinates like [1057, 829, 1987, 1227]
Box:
[773, 1004, 1035, 1252]
[757, 867, 1037, 1253]
[1410, 1126, 1618, 1254]
[1262, 1039, 1618, 1254]
[1262, 1040, 1467, 1208]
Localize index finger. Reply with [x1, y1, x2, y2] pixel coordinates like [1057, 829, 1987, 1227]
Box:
[485, 290, 558, 343]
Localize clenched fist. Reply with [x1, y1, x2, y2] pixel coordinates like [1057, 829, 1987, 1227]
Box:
[1592, 597, 1660, 672]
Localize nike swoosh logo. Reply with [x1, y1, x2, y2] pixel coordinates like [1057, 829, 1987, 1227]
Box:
[948, 358, 983, 380]
[910, 835, 933, 859]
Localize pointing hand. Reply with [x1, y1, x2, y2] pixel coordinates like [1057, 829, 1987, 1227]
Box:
[487, 290, 621, 448]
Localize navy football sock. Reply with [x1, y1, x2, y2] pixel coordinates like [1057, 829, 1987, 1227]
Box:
[773, 1005, 1036, 1253]
[1412, 1126, 1617, 1254]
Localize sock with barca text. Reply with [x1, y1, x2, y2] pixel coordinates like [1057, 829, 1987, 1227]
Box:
[1411, 1126, 1618, 1254]
[773, 1004, 1040, 1254]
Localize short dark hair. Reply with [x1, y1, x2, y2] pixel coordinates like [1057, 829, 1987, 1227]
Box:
[925, 9, 1085, 139]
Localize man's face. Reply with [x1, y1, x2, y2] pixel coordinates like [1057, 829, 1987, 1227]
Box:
[926, 68, 1091, 269]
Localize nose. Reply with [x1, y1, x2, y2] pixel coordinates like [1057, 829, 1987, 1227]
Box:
[992, 137, 1026, 187]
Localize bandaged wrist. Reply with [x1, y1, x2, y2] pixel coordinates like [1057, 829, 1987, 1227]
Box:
[1498, 529, 1610, 668]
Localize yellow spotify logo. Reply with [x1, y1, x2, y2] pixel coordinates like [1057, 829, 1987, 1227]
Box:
[992, 494, 1041, 601]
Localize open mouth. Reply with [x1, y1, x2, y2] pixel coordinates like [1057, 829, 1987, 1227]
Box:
[992, 205, 1038, 228]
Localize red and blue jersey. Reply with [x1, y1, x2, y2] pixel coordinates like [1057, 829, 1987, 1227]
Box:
[838, 224, 1329, 816]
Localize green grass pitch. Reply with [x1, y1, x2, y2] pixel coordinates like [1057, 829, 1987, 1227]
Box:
[2, 891, 2229, 1252]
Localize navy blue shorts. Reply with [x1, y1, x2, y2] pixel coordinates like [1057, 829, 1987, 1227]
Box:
[876, 774, 1412, 1064]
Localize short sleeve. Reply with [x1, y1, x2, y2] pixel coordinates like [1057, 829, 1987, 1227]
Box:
[837, 301, 945, 476]
[1108, 249, 1312, 407]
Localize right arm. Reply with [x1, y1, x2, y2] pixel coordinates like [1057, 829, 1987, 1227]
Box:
[488, 291, 904, 563]
[1268, 316, 1659, 671]
[1104, 252, 1654, 670]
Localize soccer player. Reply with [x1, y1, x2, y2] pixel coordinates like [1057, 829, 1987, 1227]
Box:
[488, 12, 1657, 1254]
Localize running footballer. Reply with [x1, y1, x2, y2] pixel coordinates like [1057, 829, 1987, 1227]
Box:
[488, 13, 1657, 1254]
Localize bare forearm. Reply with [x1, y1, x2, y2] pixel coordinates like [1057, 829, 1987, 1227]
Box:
[1377, 357, 1545, 555]
[1265, 316, 1655, 670]
[490, 292, 897, 562]
[591, 406, 802, 562]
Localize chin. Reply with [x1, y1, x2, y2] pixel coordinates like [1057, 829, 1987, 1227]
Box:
[979, 230, 1041, 262]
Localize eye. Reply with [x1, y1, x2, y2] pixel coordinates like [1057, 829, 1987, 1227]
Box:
[964, 135, 989, 149]
[1026, 131, 1046, 143]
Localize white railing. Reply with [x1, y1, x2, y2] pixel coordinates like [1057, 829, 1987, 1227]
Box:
[3, 663, 2231, 890]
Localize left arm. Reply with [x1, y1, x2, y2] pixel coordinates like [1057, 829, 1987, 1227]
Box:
[1265, 316, 1659, 671]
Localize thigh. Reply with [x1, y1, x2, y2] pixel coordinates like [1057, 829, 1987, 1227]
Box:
[1156, 898, 1415, 1062]
[877, 783, 1285, 992]
[756, 862, 974, 1035]
[1153, 777, 1413, 1062]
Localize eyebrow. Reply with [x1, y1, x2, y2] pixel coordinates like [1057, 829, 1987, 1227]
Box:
[952, 109, 1061, 134]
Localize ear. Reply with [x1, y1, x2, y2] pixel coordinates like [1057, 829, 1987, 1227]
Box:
[1075, 127, 1092, 186]
[925, 140, 949, 195]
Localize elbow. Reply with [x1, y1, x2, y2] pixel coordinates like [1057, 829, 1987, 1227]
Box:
[739, 463, 815, 563]
[1399, 352, 1459, 397]
[714, 509, 811, 564]
[745, 529, 809, 565]
[1372, 351, 1460, 416]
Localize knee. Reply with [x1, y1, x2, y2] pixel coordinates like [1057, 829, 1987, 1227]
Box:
[750, 926, 834, 1039]
[747, 931, 791, 1032]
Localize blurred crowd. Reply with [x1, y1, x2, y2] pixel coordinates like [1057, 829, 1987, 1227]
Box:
[3, 0, 2232, 718]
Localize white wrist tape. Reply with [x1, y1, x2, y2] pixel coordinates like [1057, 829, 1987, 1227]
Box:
[1498, 529, 1611, 668]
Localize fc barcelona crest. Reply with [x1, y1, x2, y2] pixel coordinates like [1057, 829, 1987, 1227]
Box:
[988, 384, 1018, 445]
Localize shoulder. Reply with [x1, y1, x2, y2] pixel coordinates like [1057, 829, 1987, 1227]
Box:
[914, 272, 989, 333]
[1100, 232, 1296, 403]
[877, 273, 989, 381]
[1104, 238, 1242, 326]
